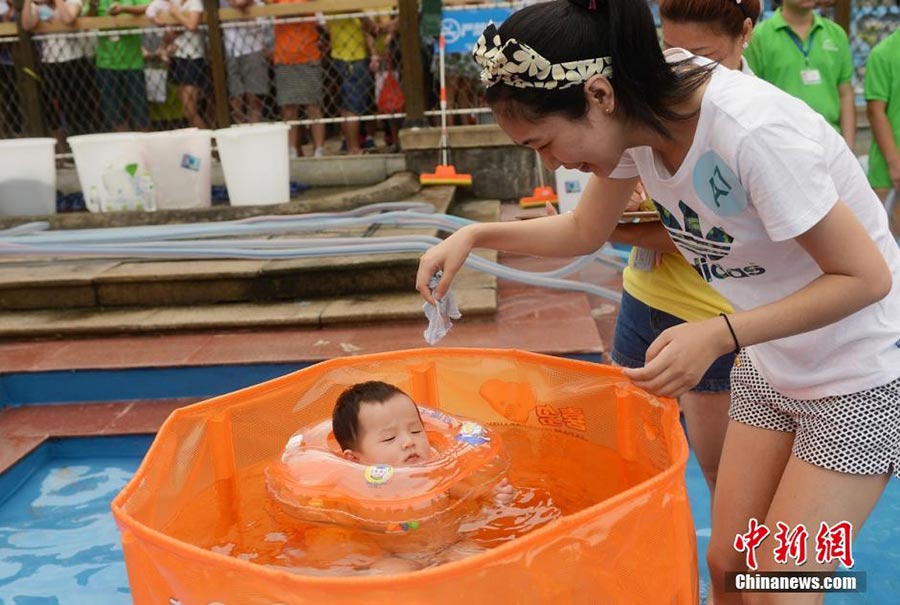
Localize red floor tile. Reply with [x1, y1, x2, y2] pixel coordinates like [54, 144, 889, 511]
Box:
[0, 341, 64, 373]
[38, 334, 213, 371]
[102, 398, 197, 434]
[0, 403, 127, 436]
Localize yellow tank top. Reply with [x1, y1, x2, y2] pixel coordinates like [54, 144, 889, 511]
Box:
[623, 250, 733, 322]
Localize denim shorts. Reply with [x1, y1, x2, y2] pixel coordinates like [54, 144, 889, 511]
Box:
[610, 290, 734, 393]
[334, 58, 372, 115]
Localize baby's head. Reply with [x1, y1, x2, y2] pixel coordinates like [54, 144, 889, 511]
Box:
[332, 381, 431, 467]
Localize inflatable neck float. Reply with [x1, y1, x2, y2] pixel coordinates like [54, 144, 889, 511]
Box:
[266, 406, 509, 539]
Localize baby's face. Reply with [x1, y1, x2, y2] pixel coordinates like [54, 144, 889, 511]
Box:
[350, 394, 431, 466]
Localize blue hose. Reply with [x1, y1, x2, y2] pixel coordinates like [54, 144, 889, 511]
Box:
[0, 201, 626, 302]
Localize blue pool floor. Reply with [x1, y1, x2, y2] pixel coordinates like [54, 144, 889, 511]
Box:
[1, 438, 899, 604]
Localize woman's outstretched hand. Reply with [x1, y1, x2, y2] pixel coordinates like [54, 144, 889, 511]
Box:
[622, 317, 733, 398]
[416, 226, 478, 305]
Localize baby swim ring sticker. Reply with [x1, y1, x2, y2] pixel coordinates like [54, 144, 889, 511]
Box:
[456, 422, 490, 446]
[364, 464, 395, 486]
[418, 406, 455, 426]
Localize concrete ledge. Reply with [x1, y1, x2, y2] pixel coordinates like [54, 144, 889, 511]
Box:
[0, 172, 422, 231]
[0, 184, 458, 310]
[0, 267, 497, 339]
[0, 190, 504, 315]
[400, 124, 554, 200]
[399, 124, 514, 150]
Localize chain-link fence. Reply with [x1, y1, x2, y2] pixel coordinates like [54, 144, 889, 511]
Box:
[4, 0, 405, 156]
[0, 34, 22, 139]
[1, 0, 897, 156]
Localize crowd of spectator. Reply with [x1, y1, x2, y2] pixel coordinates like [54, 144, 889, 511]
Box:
[0, 0, 897, 185]
[3, 0, 403, 155]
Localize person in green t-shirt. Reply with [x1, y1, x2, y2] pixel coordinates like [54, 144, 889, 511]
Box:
[743, 0, 855, 149]
[865, 29, 900, 202]
[92, 0, 150, 130]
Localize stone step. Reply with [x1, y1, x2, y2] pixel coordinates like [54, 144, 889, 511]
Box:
[1, 181, 497, 311]
[0, 255, 497, 339]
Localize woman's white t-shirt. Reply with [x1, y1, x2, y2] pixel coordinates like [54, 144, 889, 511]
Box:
[610, 52, 900, 400]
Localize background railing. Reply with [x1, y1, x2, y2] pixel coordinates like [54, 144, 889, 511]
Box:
[0, 0, 894, 156]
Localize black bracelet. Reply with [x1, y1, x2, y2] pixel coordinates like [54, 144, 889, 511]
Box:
[720, 313, 741, 355]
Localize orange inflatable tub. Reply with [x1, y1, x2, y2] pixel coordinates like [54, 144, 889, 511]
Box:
[111, 348, 698, 604]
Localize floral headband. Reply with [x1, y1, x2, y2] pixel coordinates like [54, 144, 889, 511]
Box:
[472, 23, 613, 90]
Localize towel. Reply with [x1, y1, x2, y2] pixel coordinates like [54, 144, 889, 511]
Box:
[423, 271, 461, 345]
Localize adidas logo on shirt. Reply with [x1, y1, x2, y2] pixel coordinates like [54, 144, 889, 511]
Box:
[653, 200, 767, 282]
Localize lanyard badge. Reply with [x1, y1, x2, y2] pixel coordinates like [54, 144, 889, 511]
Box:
[787, 28, 822, 86]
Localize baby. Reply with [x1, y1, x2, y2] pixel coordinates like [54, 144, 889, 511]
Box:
[331, 381, 514, 574]
[332, 381, 432, 467]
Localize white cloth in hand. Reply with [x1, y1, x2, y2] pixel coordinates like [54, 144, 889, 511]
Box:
[423, 271, 461, 345]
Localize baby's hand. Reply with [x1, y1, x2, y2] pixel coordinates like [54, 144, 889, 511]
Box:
[492, 479, 515, 505]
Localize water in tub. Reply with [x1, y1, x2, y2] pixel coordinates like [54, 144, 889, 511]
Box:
[163, 425, 656, 576]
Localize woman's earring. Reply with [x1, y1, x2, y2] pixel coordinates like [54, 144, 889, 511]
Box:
[742, 41, 749, 49]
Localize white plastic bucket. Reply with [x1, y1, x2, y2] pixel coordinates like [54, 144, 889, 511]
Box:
[554, 167, 592, 214]
[68, 132, 156, 213]
[143, 128, 213, 210]
[214, 123, 290, 206]
[0, 138, 57, 216]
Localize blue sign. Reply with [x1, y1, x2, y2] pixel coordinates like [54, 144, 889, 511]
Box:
[441, 8, 513, 54]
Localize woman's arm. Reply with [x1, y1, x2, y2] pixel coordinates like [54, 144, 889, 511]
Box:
[111, 2, 148, 16]
[624, 201, 892, 396]
[725, 200, 891, 344]
[867, 99, 900, 191]
[167, 2, 201, 30]
[20, 0, 38, 30]
[416, 174, 637, 302]
[55, 0, 81, 23]
[609, 222, 678, 253]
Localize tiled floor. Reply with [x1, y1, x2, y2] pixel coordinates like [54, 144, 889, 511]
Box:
[0, 398, 195, 473]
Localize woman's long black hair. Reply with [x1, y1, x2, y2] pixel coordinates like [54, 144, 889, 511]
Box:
[484, 0, 711, 138]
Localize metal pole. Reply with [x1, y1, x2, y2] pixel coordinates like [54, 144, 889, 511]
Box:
[398, 0, 425, 125]
[12, 0, 48, 137]
[203, 0, 231, 128]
